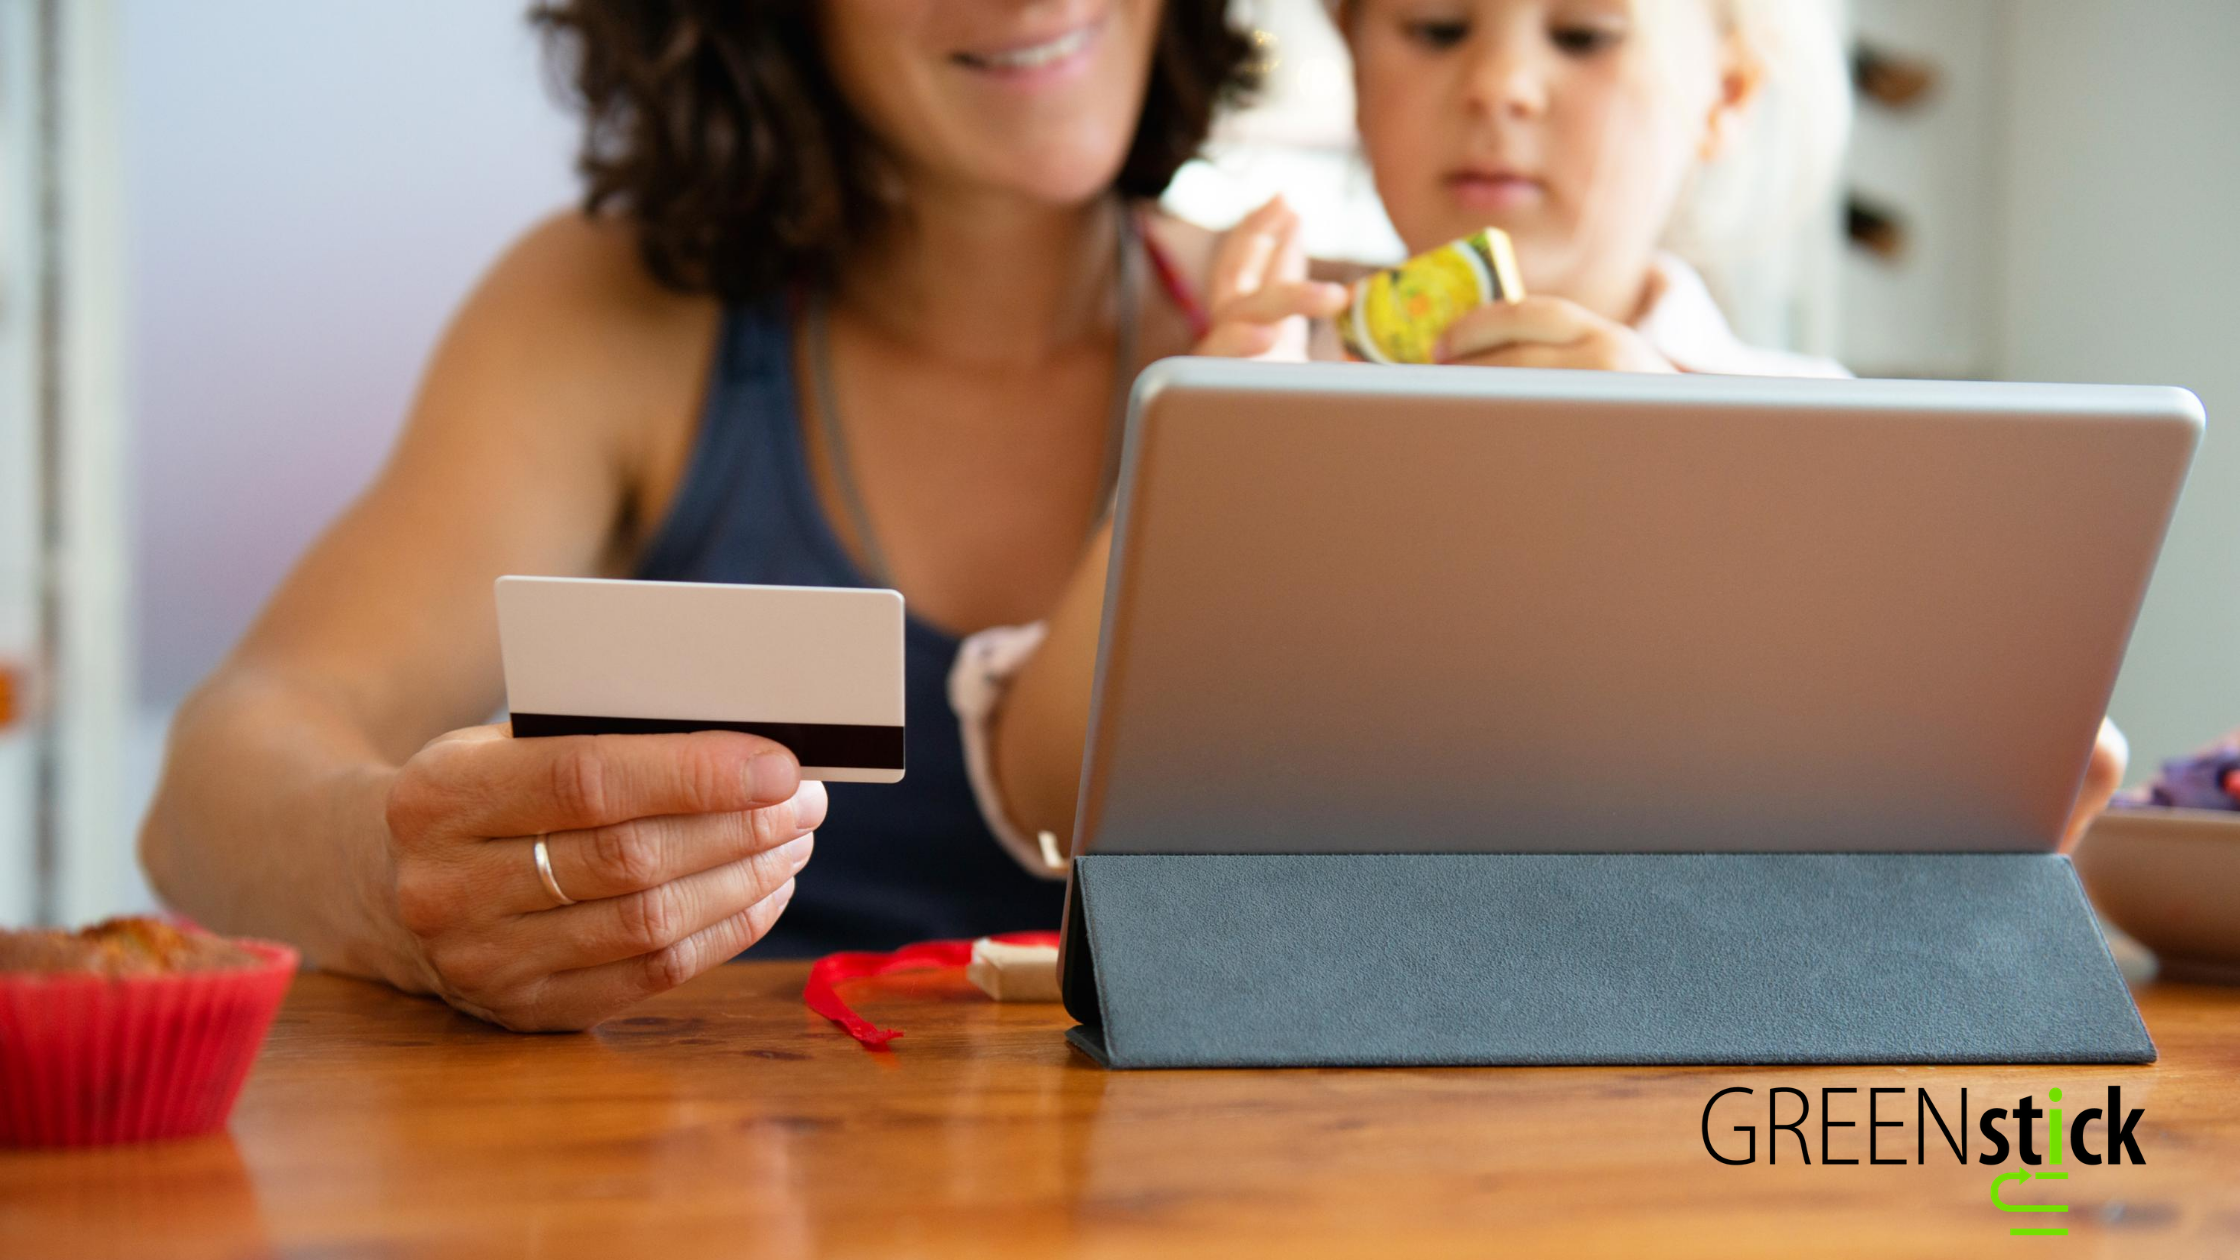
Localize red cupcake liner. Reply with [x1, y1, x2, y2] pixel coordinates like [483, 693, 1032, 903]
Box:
[0, 940, 298, 1147]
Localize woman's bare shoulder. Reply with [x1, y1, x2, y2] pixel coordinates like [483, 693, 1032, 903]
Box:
[421, 210, 722, 476]
[458, 211, 718, 390]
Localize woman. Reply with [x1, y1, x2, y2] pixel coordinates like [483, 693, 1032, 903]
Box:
[141, 0, 1284, 1031]
[144, 0, 2124, 1035]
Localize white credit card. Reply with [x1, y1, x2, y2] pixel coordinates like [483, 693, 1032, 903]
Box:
[495, 576, 906, 783]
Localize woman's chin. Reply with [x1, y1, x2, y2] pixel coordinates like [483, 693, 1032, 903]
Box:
[967, 155, 1136, 210]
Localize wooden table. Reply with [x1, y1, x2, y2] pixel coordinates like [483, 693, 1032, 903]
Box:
[4, 963, 2236, 1259]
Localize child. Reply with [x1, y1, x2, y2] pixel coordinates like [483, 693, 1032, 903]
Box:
[1179, 0, 2127, 845]
[1199, 0, 1851, 376]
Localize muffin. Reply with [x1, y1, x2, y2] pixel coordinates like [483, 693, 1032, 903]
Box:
[0, 917, 297, 1147]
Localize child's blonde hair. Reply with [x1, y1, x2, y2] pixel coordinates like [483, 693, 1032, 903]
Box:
[1658, 0, 1852, 342]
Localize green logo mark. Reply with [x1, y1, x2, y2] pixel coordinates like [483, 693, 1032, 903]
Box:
[1991, 1086, 2067, 1236]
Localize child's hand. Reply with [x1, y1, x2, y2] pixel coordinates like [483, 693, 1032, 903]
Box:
[1193, 196, 1349, 362]
[1435, 295, 1678, 374]
[2059, 718, 2129, 852]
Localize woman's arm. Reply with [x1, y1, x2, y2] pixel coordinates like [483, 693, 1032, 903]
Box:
[985, 201, 1349, 845]
[141, 215, 820, 1029]
[983, 521, 1114, 846]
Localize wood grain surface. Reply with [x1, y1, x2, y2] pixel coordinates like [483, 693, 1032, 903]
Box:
[4, 963, 2236, 1259]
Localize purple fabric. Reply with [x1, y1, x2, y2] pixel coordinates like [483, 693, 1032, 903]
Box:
[2112, 745, 2240, 811]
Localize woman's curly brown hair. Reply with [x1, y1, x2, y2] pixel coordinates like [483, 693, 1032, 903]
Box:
[531, 1, 1261, 303]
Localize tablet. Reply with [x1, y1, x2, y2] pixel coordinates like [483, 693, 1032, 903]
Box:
[1071, 360, 2202, 856]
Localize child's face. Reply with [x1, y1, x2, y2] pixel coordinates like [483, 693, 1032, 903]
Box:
[1345, 0, 1737, 316]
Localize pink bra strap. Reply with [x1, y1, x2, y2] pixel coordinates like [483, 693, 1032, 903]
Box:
[1137, 212, 1210, 341]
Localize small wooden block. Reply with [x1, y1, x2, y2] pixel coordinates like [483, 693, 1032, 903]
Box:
[965, 938, 1062, 1002]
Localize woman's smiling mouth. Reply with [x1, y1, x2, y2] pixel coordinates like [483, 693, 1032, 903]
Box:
[951, 20, 1103, 79]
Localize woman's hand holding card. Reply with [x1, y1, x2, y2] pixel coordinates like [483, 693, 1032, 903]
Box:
[381, 726, 820, 1031]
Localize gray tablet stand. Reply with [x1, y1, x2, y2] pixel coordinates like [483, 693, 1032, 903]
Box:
[1060, 853, 2155, 1070]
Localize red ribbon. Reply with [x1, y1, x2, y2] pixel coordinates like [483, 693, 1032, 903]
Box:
[803, 931, 1063, 1049]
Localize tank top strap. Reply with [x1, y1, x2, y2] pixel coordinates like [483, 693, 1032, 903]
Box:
[1139, 211, 1210, 341]
[625, 294, 1065, 955]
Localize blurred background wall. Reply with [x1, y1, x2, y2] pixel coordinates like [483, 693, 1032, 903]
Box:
[1990, 0, 2240, 777]
[128, 0, 578, 703]
[111, 0, 580, 912]
[0, 0, 2234, 919]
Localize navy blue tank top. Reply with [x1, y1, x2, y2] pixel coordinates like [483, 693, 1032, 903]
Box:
[633, 297, 1068, 957]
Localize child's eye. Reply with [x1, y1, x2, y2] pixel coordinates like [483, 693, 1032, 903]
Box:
[1549, 23, 1626, 56]
[1403, 18, 1471, 51]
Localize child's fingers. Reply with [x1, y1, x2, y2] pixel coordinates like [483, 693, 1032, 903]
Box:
[1193, 279, 1346, 361]
[1206, 197, 1297, 308]
[1443, 342, 1579, 371]
[1209, 280, 1351, 330]
[1271, 208, 1310, 285]
[1193, 200, 1334, 364]
[1444, 335, 1677, 375]
[2059, 718, 2129, 852]
[1194, 320, 1286, 359]
[1207, 228, 1277, 310]
[1204, 201, 1279, 306]
[1434, 296, 1599, 362]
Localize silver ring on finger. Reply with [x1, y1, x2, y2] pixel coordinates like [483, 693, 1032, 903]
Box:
[532, 834, 577, 907]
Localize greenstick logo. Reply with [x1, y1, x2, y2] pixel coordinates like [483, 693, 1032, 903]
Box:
[1701, 1084, 2147, 1238]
